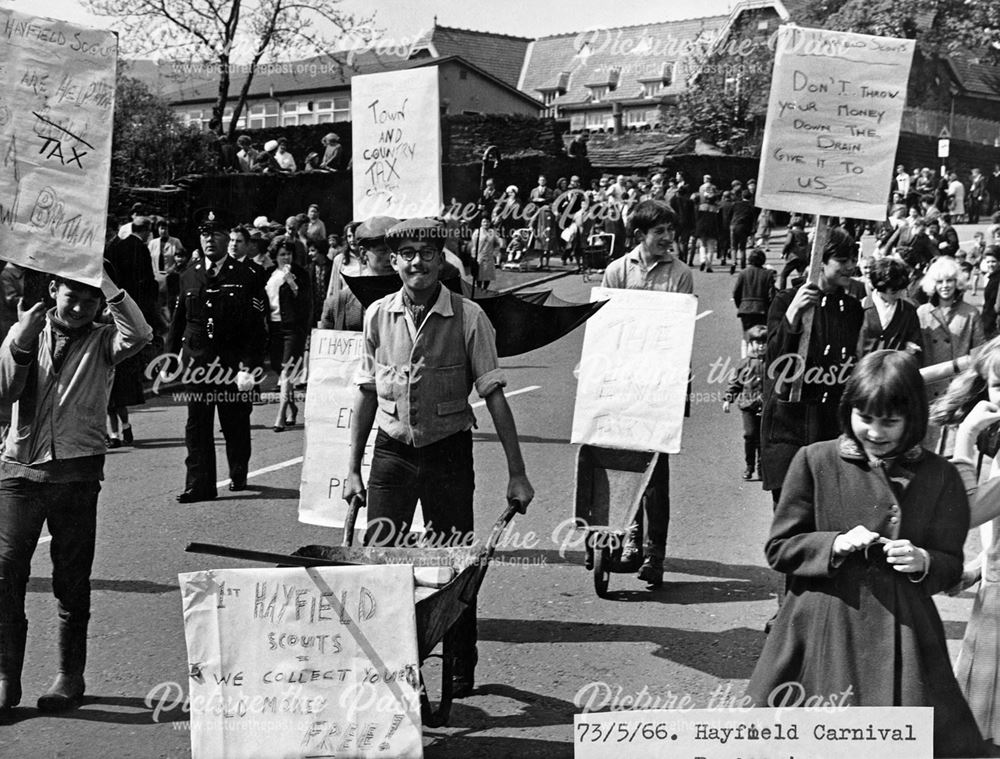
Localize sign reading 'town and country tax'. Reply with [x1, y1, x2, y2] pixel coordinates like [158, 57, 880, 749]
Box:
[350, 67, 442, 220]
[756, 25, 915, 221]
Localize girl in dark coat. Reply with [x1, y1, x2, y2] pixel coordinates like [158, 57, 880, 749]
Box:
[747, 351, 987, 759]
[732, 247, 775, 351]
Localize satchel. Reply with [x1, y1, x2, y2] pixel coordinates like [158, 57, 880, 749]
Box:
[978, 421, 1000, 459]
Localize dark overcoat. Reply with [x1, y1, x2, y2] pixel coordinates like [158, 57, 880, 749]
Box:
[759, 285, 864, 491]
[746, 438, 986, 758]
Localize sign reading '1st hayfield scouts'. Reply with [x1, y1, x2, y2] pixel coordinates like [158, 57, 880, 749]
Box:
[351, 67, 442, 220]
[0, 9, 117, 286]
[756, 25, 915, 221]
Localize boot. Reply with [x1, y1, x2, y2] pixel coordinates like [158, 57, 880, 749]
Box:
[0, 621, 27, 711]
[37, 621, 86, 712]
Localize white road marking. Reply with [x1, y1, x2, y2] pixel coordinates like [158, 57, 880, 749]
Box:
[38, 535, 52, 545]
[212, 385, 542, 486]
[696, 310, 713, 320]
[471, 384, 540, 409]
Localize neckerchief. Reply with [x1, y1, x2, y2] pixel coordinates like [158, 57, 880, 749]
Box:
[402, 283, 440, 329]
[49, 317, 93, 373]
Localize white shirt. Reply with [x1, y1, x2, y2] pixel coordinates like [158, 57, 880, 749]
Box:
[872, 291, 898, 329]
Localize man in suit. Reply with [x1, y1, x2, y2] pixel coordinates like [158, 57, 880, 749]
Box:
[166, 210, 267, 502]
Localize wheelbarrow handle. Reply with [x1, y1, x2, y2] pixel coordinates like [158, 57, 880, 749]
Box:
[481, 500, 523, 560]
[342, 495, 363, 548]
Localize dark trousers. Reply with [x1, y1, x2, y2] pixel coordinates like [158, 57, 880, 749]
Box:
[642, 455, 671, 561]
[184, 384, 252, 493]
[741, 411, 762, 468]
[778, 258, 807, 289]
[364, 428, 477, 667]
[0, 480, 100, 626]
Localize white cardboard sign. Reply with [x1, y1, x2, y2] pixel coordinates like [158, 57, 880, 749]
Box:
[756, 26, 915, 221]
[571, 289, 697, 454]
[351, 67, 442, 219]
[180, 565, 423, 759]
[0, 9, 117, 285]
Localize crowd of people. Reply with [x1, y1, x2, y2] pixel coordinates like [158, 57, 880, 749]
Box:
[6, 152, 1000, 754]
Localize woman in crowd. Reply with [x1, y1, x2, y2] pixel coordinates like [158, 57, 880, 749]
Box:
[918, 256, 985, 452]
[274, 139, 297, 172]
[266, 240, 311, 432]
[470, 216, 501, 291]
[731, 248, 774, 354]
[303, 204, 327, 244]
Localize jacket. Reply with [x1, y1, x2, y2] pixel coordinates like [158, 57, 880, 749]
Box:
[167, 256, 267, 375]
[733, 265, 775, 316]
[0, 293, 152, 465]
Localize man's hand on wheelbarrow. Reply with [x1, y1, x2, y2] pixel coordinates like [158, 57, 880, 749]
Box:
[507, 473, 534, 514]
[342, 472, 366, 507]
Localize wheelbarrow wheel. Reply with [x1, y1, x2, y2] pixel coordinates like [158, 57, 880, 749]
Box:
[594, 545, 611, 597]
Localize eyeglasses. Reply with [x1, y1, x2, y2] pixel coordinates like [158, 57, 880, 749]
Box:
[395, 247, 438, 262]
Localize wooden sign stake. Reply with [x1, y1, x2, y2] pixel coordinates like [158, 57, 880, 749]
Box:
[789, 215, 830, 403]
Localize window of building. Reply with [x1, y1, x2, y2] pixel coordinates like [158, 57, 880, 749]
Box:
[757, 19, 769, 31]
[459, 68, 468, 80]
[589, 85, 607, 102]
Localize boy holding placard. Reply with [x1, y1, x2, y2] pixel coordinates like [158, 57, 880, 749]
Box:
[600, 200, 693, 586]
[343, 217, 534, 697]
[0, 273, 152, 712]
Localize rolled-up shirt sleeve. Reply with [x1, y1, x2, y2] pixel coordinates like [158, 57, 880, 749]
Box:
[464, 302, 506, 398]
[353, 302, 378, 389]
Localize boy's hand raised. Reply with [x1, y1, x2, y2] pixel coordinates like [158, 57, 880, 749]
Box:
[14, 298, 47, 348]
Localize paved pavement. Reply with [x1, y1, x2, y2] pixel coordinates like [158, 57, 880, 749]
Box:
[3, 222, 996, 758]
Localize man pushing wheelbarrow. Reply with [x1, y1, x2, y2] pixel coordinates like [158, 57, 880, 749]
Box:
[342, 217, 535, 699]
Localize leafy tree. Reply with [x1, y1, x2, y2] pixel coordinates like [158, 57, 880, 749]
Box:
[86, 0, 373, 138]
[662, 18, 775, 155]
[798, 0, 1000, 64]
[112, 67, 212, 188]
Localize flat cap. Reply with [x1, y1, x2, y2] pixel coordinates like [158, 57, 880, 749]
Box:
[355, 215, 400, 244]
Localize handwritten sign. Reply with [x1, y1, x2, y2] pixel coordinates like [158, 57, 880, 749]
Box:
[351, 67, 442, 219]
[574, 708, 931, 759]
[0, 10, 116, 285]
[756, 26, 914, 221]
[180, 565, 423, 759]
[299, 329, 424, 532]
[571, 289, 697, 454]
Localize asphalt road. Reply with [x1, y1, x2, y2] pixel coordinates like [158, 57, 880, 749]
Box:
[3, 226, 991, 758]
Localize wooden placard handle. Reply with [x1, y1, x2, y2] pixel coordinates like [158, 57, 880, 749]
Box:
[788, 216, 830, 403]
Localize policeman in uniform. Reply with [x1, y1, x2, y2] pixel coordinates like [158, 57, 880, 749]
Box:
[167, 210, 267, 502]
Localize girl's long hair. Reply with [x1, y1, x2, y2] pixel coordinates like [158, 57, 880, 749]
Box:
[929, 335, 1000, 425]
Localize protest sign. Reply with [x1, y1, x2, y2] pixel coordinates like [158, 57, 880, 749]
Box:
[571, 289, 697, 454]
[0, 9, 116, 285]
[180, 565, 423, 759]
[299, 329, 424, 533]
[756, 26, 915, 221]
[351, 67, 442, 219]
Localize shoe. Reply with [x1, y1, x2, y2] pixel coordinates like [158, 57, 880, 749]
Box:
[176, 490, 217, 503]
[452, 675, 474, 699]
[637, 556, 664, 587]
[121, 426, 134, 445]
[699, 261, 705, 271]
[743, 467, 754, 480]
[706, 267, 713, 273]
[228, 480, 247, 492]
[287, 405, 298, 427]
[273, 425, 285, 433]
[730, 264, 736, 275]
[619, 523, 642, 569]
[107, 437, 122, 449]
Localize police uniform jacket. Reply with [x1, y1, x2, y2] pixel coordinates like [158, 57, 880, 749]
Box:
[167, 256, 266, 374]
